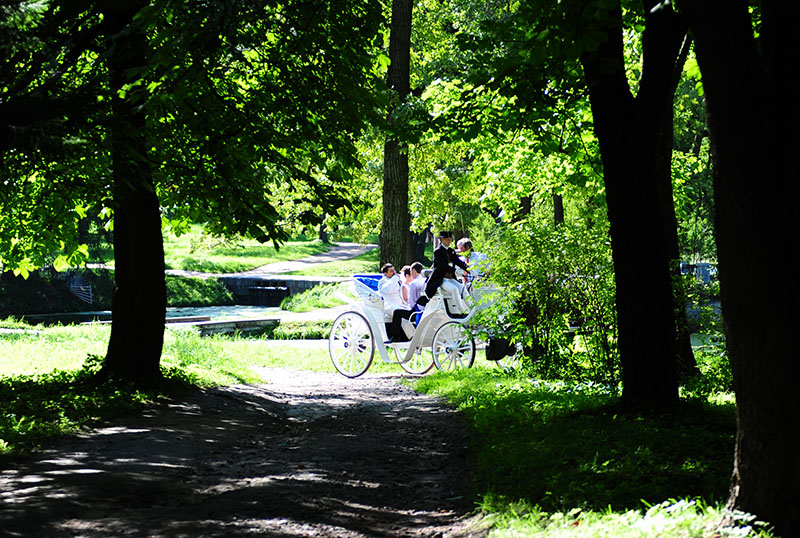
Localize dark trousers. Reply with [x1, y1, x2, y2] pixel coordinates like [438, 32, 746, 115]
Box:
[390, 308, 416, 341]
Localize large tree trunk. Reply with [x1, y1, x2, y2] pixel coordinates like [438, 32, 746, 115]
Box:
[685, 2, 800, 534]
[580, 0, 689, 409]
[101, 1, 166, 384]
[653, 35, 699, 381]
[381, 0, 413, 267]
[553, 192, 564, 226]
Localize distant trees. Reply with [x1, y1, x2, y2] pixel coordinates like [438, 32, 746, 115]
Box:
[1, 0, 385, 383]
[441, 0, 696, 408]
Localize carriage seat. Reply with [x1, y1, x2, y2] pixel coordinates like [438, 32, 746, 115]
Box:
[352, 274, 385, 312]
[435, 280, 470, 319]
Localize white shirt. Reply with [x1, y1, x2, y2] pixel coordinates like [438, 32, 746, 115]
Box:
[462, 250, 489, 276]
[378, 274, 404, 308]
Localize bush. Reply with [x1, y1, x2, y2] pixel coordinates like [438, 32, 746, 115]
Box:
[476, 217, 619, 383]
[682, 335, 732, 398]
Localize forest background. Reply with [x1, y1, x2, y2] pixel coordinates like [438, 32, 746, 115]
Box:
[1, 0, 797, 536]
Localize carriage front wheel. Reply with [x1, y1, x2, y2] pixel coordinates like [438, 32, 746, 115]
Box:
[329, 311, 375, 377]
[432, 321, 475, 371]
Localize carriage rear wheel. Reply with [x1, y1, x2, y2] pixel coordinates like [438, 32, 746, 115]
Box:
[397, 346, 434, 375]
[329, 311, 374, 377]
[432, 321, 475, 371]
[495, 354, 522, 370]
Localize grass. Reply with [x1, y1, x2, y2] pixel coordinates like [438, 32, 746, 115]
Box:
[286, 246, 380, 276]
[0, 319, 772, 536]
[411, 368, 773, 537]
[280, 282, 353, 312]
[161, 224, 333, 273]
[480, 499, 768, 538]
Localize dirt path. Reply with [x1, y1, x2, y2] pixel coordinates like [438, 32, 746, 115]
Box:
[0, 370, 487, 537]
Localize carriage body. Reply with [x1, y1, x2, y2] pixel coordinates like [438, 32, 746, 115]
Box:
[328, 273, 499, 377]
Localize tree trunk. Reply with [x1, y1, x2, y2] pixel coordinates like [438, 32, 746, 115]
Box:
[685, 2, 800, 534]
[381, 0, 413, 267]
[553, 191, 564, 226]
[580, 0, 689, 409]
[654, 34, 699, 381]
[100, 1, 166, 384]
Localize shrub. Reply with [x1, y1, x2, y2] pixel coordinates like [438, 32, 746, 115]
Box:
[476, 218, 619, 383]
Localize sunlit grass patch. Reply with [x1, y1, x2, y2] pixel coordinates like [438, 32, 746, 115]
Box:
[280, 282, 353, 312]
[162, 224, 331, 273]
[0, 323, 110, 377]
[412, 368, 737, 532]
[483, 498, 771, 538]
[287, 247, 379, 276]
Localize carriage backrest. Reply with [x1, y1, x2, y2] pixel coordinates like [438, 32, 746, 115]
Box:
[429, 284, 469, 319]
[352, 274, 383, 299]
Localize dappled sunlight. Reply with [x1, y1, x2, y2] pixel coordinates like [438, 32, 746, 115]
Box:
[0, 374, 477, 537]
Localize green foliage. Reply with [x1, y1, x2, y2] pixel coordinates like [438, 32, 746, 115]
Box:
[478, 217, 618, 383]
[146, 0, 387, 244]
[279, 283, 351, 312]
[413, 368, 738, 530]
[672, 137, 716, 264]
[1, 0, 386, 273]
[683, 335, 732, 400]
[263, 320, 334, 340]
[0, 359, 194, 464]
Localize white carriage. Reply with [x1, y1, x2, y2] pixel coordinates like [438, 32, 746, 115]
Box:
[328, 271, 497, 377]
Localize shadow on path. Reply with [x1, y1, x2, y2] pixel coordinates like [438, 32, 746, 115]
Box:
[0, 371, 485, 537]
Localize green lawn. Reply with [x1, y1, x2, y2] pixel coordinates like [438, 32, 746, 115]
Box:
[0, 320, 768, 537]
[162, 225, 332, 273]
[286, 246, 380, 276]
[90, 224, 336, 273]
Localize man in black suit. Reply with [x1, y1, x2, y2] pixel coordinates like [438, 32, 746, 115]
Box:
[423, 230, 469, 300]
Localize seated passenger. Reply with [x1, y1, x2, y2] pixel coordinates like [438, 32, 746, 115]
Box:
[400, 265, 413, 305]
[456, 238, 490, 282]
[378, 263, 405, 318]
[386, 262, 425, 343]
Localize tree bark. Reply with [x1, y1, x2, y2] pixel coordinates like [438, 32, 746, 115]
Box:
[580, 0, 689, 409]
[553, 192, 564, 226]
[381, 0, 413, 267]
[100, 0, 166, 384]
[654, 34, 699, 381]
[685, 1, 800, 534]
